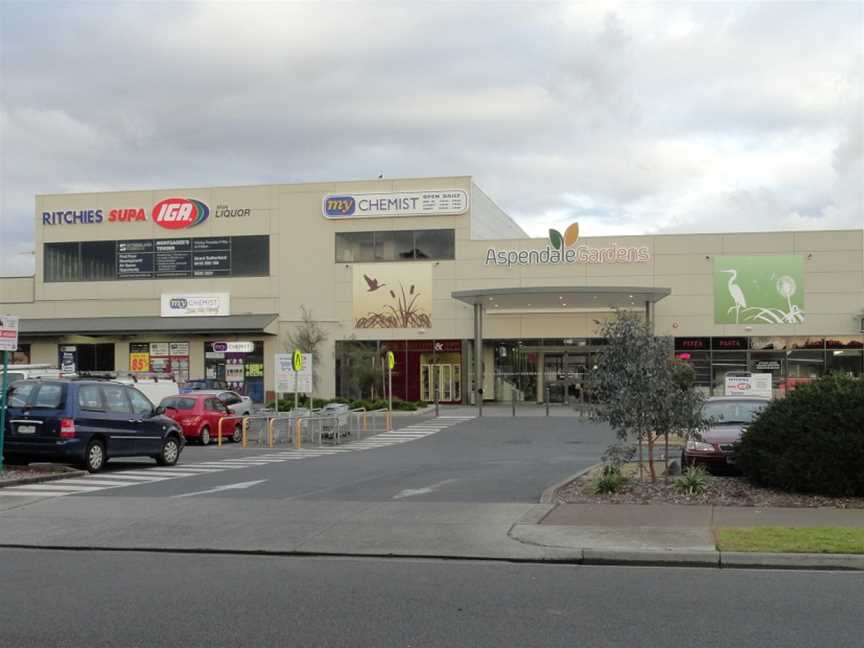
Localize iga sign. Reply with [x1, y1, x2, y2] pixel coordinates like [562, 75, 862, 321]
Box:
[323, 190, 468, 219]
[724, 373, 773, 399]
[161, 293, 230, 317]
[152, 198, 210, 230]
[485, 223, 650, 267]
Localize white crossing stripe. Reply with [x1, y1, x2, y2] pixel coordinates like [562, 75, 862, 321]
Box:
[0, 489, 72, 497]
[110, 470, 200, 478]
[98, 474, 170, 482]
[54, 479, 137, 487]
[4, 484, 105, 492]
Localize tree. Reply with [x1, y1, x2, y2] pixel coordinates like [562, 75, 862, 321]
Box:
[592, 311, 706, 482]
[284, 306, 328, 390]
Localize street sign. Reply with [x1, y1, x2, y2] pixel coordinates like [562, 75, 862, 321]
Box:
[386, 351, 395, 370]
[293, 349, 303, 372]
[275, 352, 312, 394]
[0, 315, 18, 352]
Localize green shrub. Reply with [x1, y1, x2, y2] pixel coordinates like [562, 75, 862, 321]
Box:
[593, 466, 628, 494]
[735, 375, 864, 496]
[674, 466, 709, 495]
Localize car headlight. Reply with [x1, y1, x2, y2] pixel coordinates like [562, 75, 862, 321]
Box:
[686, 439, 716, 452]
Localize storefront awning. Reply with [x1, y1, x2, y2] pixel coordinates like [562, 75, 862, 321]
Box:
[18, 314, 279, 337]
[451, 286, 670, 311]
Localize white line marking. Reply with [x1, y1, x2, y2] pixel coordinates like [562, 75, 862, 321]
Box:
[97, 474, 170, 482]
[171, 479, 267, 499]
[109, 471, 199, 478]
[392, 479, 460, 500]
[55, 479, 135, 487]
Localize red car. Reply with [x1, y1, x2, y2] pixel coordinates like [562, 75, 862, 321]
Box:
[157, 394, 243, 445]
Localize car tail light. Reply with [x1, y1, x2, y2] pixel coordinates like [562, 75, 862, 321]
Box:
[59, 418, 76, 439]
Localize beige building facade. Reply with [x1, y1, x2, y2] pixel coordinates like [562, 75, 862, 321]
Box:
[1, 175, 862, 404]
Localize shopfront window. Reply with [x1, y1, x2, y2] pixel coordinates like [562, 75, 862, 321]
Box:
[712, 351, 748, 394]
[204, 341, 264, 402]
[335, 229, 455, 263]
[827, 350, 862, 376]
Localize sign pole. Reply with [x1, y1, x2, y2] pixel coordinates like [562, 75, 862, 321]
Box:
[0, 350, 8, 472]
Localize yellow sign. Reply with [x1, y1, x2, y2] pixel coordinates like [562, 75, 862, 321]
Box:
[292, 349, 303, 372]
[130, 353, 150, 372]
[386, 351, 395, 370]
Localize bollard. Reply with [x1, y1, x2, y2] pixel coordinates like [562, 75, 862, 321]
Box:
[434, 385, 439, 418]
[363, 413, 368, 433]
[217, 417, 224, 447]
[242, 416, 249, 448]
[545, 386, 550, 417]
[512, 389, 516, 417]
[295, 417, 302, 449]
[267, 418, 275, 448]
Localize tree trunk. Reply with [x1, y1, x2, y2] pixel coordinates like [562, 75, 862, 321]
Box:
[638, 434, 644, 482]
[647, 434, 656, 482]
[664, 432, 670, 484]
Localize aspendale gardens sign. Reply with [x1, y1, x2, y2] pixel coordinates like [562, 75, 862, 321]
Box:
[485, 223, 650, 268]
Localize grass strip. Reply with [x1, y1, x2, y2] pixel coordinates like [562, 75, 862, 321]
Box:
[716, 527, 864, 554]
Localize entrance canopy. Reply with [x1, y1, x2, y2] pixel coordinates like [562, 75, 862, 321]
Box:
[451, 286, 670, 311]
[451, 286, 670, 417]
[18, 314, 278, 337]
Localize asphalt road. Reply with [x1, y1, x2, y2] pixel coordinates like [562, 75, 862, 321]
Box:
[2, 549, 862, 648]
[79, 415, 611, 502]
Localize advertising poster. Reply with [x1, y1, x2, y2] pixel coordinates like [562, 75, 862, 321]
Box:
[714, 256, 805, 325]
[353, 263, 432, 329]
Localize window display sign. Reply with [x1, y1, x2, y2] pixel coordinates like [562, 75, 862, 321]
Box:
[712, 337, 748, 350]
[724, 373, 773, 398]
[212, 341, 255, 353]
[675, 337, 709, 351]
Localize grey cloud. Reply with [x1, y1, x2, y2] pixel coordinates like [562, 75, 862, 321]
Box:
[1, 2, 862, 275]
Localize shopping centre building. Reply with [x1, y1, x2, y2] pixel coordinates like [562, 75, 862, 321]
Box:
[1, 175, 862, 404]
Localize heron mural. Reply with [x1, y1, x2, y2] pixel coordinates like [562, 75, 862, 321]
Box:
[714, 256, 805, 325]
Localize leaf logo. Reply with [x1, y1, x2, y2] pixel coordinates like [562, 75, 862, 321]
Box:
[549, 223, 580, 250]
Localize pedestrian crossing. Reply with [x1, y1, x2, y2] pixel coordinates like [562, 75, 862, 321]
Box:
[0, 416, 474, 499]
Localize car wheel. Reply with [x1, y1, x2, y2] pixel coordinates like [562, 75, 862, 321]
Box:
[231, 424, 243, 443]
[200, 426, 211, 446]
[156, 436, 181, 466]
[84, 439, 106, 473]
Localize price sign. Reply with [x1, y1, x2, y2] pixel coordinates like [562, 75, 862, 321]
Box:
[130, 353, 150, 372]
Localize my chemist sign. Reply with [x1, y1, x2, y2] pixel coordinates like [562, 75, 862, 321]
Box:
[485, 223, 651, 268]
[323, 190, 469, 219]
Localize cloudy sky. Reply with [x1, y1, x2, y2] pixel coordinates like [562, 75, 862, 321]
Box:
[1, 1, 861, 276]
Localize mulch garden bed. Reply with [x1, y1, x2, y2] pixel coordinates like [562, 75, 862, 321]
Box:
[558, 464, 864, 509]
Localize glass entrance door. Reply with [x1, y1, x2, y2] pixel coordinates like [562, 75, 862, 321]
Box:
[420, 364, 462, 402]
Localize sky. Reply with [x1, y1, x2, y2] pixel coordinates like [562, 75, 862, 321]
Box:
[0, 1, 862, 276]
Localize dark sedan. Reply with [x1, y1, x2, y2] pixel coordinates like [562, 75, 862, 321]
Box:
[682, 396, 769, 470]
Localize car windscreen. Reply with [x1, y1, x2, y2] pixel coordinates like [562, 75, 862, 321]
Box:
[160, 396, 197, 410]
[6, 382, 65, 409]
[703, 401, 766, 425]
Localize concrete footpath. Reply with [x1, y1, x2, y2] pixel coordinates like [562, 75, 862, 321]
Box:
[509, 502, 864, 570]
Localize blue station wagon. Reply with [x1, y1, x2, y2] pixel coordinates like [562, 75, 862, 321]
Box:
[2, 379, 184, 472]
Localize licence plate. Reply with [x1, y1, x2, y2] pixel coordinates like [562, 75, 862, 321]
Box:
[16, 425, 36, 434]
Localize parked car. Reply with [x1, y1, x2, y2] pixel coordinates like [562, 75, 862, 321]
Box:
[187, 390, 253, 416]
[4, 364, 66, 385]
[156, 394, 243, 445]
[2, 379, 184, 472]
[180, 379, 229, 393]
[112, 374, 180, 405]
[682, 396, 769, 470]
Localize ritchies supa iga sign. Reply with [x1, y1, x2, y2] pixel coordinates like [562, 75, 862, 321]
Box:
[485, 223, 650, 267]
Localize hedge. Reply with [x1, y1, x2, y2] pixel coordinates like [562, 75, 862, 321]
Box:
[735, 374, 864, 496]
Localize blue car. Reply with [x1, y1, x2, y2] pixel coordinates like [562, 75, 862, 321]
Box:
[2, 379, 184, 472]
